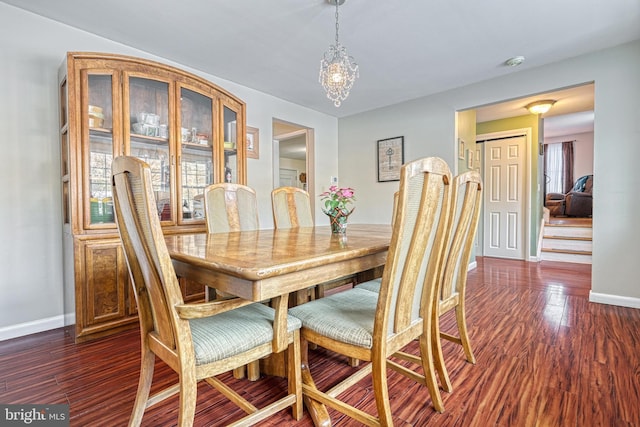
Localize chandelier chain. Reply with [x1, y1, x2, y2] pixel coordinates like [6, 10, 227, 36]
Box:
[334, 1, 340, 46]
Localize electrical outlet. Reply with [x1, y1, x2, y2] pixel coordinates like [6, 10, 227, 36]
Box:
[330, 176, 338, 185]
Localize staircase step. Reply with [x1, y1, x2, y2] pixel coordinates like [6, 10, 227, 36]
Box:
[543, 226, 592, 239]
[542, 238, 592, 252]
[543, 235, 592, 250]
[542, 219, 592, 264]
[545, 221, 592, 228]
[543, 235, 591, 241]
[541, 248, 592, 264]
[542, 248, 592, 256]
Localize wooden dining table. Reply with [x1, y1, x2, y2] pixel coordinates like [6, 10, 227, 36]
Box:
[165, 224, 391, 426]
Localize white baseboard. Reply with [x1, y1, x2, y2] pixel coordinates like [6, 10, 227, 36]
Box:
[468, 260, 477, 271]
[0, 313, 75, 342]
[589, 291, 640, 309]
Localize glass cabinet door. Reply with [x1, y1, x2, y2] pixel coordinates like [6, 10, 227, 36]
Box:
[85, 71, 118, 228]
[222, 100, 243, 184]
[178, 86, 214, 222]
[125, 75, 172, 223]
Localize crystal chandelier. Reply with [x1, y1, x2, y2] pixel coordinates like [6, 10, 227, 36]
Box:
[319, 0, 359, 107]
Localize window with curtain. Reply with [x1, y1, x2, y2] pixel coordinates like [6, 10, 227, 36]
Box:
[545, 143, 564, 194]
[544, 141, 574, 195]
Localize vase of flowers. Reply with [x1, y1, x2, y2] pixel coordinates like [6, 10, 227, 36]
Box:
[320, 185, 356, 234]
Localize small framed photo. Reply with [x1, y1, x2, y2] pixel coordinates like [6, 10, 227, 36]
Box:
[246, 126, 259, 159]
[377, 136, 404, 182]
[467, 149, 474, 169]
[458, 138, 465, 160]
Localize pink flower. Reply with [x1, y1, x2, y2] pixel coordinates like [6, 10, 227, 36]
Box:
[319, 186, 356, 214]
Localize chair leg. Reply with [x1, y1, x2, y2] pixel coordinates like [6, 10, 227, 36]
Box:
[455, 304, 476, 364]
[418, 334, 445, 413]
[233, 366, 246, 379]
[128, 346, 155, 427]
[177, 371, 198, 427]
[371, 359, 393, 427]
[431, 323, 453, 394]
[287, 330, 303, 420]
[247, 360, 260, 381]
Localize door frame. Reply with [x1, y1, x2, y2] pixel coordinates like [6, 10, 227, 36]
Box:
[476, 128, 532, 260]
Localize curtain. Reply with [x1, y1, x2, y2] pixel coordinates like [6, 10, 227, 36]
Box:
[544, 141, 574, 194]
[562, 141, 574, 193]
[545, 143, 564, 194]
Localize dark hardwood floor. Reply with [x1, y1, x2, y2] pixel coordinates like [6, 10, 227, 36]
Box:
[1, 257, 638, 426]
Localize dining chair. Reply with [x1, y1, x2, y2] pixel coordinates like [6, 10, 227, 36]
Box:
[289, 157, 452, 425]
[112, 156, 302, 426]
[203, 182, 261, 380]
[356, 171, 483, 399]
[431, 170, 483, 392]
[271, 186, 314, 229]
[203, 183, 259, 233]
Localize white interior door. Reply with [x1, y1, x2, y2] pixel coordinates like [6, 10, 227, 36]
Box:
[279, 168, 299, 187]
[483, 135, 527, 259]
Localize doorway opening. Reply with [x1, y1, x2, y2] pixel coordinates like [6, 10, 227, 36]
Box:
[272, 119, 315, 218]
[471, 82, 594, 261]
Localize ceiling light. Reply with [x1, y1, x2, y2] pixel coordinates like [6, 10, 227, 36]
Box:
[525, 99, 556, 115]
[505, 56, 525, 67]
[319, 0, 359, 107]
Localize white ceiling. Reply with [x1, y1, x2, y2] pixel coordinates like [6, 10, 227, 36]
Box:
[476, 83, 595, 138]
[2, 0, 638, 122]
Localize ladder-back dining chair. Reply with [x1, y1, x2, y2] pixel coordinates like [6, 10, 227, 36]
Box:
[271, 186, 314, 229]
[289, 157, 452, 425]
[112, 156, 302, 426]
[203, 183, 259, 233]
[432, 170, 483, 392]
[356, 171, 483, 404]
[203, 182, 262, 379]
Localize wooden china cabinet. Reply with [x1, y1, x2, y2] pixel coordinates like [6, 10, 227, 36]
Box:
[58, 52, 246, 342]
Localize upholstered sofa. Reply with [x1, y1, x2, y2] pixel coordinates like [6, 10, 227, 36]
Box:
[545, 175, 593, 217]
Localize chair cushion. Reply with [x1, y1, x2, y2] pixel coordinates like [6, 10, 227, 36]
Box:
[288, 288, 379, 348]
[354, 279, 381, 293]
[189, 303, 301, 365]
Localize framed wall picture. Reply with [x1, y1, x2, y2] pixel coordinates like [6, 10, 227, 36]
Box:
[377, 136, 404, 182]
[467, 149, 474, 169]
[246, 126, 259, 159]
[458, 138, 465, 160]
